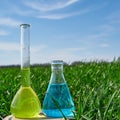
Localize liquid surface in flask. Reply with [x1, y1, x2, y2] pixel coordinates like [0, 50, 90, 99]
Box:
[42, 82, 75, 118]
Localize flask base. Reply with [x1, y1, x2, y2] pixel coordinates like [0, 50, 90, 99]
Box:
[42, 108, 75, 118]
[3, 113, 75, 120]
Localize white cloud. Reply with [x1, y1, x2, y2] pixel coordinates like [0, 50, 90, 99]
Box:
[0, 42, 47, 52]
[22, 0, 93, 20]
[0, 18, 22, 27]
[37, 13, 78, 19]
[0, 42, 19, 51]
[82, 55, 114, 62]
[12, 0, 99, 20]
[30, 46, 87, 64]
[76, 33, 111, 52]
[105, 10, 120, 24]
[96, 24, 115, 33]
[24, 0, 79, 12]
[0, 30, 9, 36]
[31, 44, 47, 53]
[99, 43, 110, 48]
[105, 10, 120, 20]
[79, 33, 108, 45]
[0, 43, 48, 65]
[57, 47, 86, 52]
[11, 6, 34, 16]
[31, 50, 79, 64]
[30, 47, 115, 64]
[37, 8, 91, 19]
[87, 33, 107, 40]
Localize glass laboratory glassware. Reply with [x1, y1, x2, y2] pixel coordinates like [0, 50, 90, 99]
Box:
[10, 24, 41, 118]
[42, 60, 75, 118]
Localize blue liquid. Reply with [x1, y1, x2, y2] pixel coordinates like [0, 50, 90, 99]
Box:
[42, 83, 75, 118]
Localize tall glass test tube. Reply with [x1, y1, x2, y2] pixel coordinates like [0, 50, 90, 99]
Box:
[10, 24, 41, 118]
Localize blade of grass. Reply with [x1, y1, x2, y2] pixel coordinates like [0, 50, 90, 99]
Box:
[51, 96, 67, 120]
[103, 90, 118, 120]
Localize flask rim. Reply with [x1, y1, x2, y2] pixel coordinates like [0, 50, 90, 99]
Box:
[20, 24, 30, 27]
[51, 60, 63, 65]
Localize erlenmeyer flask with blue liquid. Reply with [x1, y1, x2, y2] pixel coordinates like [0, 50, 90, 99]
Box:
[42, 60, 75, 118]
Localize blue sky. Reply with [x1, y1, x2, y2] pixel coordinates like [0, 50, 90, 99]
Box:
[0, 0, 120, 65]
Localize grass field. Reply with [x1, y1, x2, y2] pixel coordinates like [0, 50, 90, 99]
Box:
[0, 61, 120, 120]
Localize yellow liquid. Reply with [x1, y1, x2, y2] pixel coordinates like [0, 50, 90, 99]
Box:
[10, 86, 41, 118]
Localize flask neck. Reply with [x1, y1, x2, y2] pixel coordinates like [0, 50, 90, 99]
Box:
[51, 61, 63, 74]
[50, 60, 65, 84]
[52, 66, 63, 72]
[21, 68, 30, 87]
[20, 24, 30, 87]
[51, 60, 63, 71]
[50, 70, 65, 84]
[52, 68, 63, 75]
[20, 24, 30, 69]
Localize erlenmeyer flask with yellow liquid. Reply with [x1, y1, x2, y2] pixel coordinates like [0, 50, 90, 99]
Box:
[10, 24, 41, 118]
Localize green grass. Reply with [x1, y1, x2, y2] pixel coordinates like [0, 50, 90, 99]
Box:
[0, 61, 120, 120]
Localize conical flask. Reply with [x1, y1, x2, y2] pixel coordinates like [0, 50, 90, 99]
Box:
[10, 24, 41, 118]
[42, 60, 75, 118]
